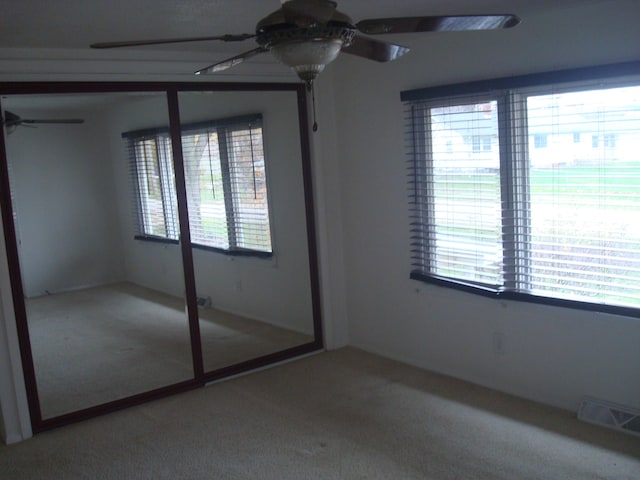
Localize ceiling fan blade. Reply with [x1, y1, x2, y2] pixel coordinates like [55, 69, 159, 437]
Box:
[2, 111, 21, 127]
[282, 0, 337, 26]
[195, 47, 268, 75]
[356, 15, 521, 35]
[341, 35, 409, 63]
[21, 119, 85, 124]
[91, 34, 254, 49]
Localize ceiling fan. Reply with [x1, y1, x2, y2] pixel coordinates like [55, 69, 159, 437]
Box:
[91, 0, 521, 89]
[2, 110, 85, 135]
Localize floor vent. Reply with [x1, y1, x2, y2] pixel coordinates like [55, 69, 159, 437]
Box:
[578, 397, 640, 437]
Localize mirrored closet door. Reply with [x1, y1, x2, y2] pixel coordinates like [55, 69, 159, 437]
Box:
[0, 82, 322, 431]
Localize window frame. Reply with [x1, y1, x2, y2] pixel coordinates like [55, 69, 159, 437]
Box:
[402, 61, 640, 318]
[125, 114, 273, 258]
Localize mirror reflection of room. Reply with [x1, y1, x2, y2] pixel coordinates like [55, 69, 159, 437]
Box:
[175, 91, 314, 372]
[2, 88, 315, 420]
[3, 92, 194, 419]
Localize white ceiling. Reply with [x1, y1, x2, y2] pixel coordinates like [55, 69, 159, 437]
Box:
[0, 0, 597, 54]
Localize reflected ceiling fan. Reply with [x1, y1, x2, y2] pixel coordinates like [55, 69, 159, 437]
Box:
[91, 0, 521, 89]
[2, 110, 85, 135]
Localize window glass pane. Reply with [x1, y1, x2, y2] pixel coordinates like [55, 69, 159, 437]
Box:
[526, 86, 640, 307]
[229, 127, 271, 252]
[428, 101, 502, 285]
[135, 138, 169, 237]
[182, 130, 230, 249]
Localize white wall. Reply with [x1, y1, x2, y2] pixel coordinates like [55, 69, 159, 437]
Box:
[4, 107, 125, 297]
[328, 0, 640, 411]
[308, 77, 350, 348]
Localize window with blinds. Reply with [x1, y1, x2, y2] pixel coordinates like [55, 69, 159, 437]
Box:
[128, 132, 179, 241]
[125, 114, 272, 255]
[404, 64, 640, 315]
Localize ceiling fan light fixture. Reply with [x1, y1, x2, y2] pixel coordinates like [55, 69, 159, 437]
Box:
[270, 38, 343, 85]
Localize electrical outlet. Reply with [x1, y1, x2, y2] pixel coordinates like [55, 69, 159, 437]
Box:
[196, 295, 212, 308]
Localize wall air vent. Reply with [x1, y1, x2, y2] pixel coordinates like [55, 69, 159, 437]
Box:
[578, 397, 640, 437]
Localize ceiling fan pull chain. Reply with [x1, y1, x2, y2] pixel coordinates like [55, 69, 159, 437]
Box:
[311, 81, 318, 132]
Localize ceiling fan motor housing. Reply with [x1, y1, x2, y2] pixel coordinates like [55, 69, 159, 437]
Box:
[256, 7, 356, 84]
[256, 23, 356, 49]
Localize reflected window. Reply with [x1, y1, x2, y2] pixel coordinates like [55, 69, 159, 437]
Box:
[125, 114, 272, 254]
[131, 135, 179, 239]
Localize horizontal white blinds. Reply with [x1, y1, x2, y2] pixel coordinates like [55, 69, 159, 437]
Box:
[181, 119, 271, 253]
[125, 114, 272, 254]
[407, 79, 640, 310]
[228, 127, 271, 252]
[521, 86, 640, 306]
[410, 100, 503, 287]
[182, 128, 229, 248]
[128, 134, 179, 240]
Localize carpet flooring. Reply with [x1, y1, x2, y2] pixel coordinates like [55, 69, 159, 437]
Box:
[1, 348, 638, 479]
[26, 283, 311, 419]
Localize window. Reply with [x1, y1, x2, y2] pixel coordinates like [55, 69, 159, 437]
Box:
[403, 63, 640, 315]
[126, 114, 272, 255]
[604, 133, 617, 148]
[472, 135, 493, 152]
[129, 134, 179, 240]
[533, 134, 548, 149]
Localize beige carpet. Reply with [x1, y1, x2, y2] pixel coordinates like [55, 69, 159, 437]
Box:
[26, 282, 311, 419]
[1, 348, 638, 479]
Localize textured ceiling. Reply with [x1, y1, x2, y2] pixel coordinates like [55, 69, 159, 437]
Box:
[0, 0, 599, 53]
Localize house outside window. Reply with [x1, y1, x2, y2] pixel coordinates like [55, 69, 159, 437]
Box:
[472, 135, 493, 152]
[126, 114, 272, 255]
[403, 67, 640, 315]
[604, 133, 617, 148]
[533, 134, 548, 148]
